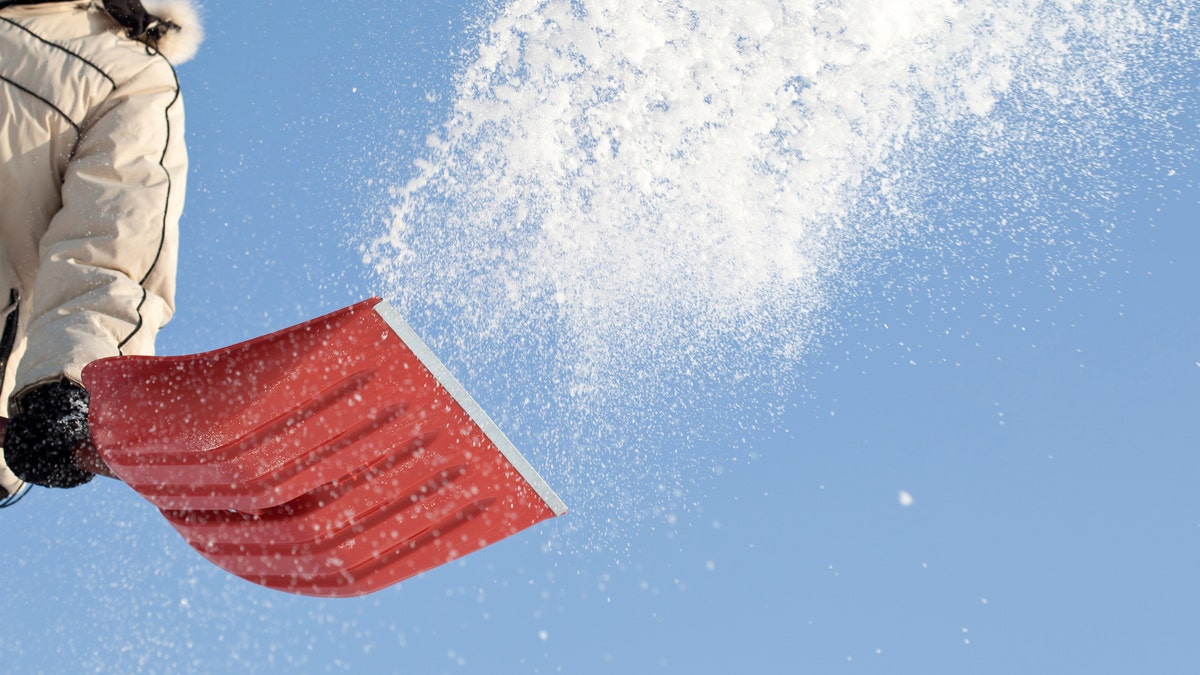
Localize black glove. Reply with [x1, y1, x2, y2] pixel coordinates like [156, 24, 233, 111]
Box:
[3, 380, 95, 488]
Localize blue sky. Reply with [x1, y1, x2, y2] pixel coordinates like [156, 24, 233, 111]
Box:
[3, 1, 1197, 673]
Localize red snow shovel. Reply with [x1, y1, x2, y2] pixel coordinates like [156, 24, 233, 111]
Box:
[78, 297, 566, 597]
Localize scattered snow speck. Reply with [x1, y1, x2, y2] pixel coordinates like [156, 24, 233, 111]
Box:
[538, 630, 549, 642]
[898, 490, 914, 507]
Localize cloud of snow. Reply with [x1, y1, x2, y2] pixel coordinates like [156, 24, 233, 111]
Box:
[365, 0, 1195, 543]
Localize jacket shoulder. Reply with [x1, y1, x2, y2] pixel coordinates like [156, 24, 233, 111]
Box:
[2, 1, 203, 71]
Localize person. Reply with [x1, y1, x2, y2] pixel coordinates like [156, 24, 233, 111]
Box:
[0, 0, 202, 505]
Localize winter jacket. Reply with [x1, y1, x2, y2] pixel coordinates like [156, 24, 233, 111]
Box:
[0, 0, 202, 493]
[0, 0, 201, 403]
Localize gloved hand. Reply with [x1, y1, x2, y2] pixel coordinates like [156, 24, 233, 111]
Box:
[3, 380, 96, 488]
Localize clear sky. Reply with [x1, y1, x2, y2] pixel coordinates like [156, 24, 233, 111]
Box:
[3, 1, 1198, 673]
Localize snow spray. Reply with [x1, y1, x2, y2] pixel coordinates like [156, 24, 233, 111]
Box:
[366, 0, 1195, 546]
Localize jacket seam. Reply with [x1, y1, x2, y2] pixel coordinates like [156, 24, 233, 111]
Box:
[0, 73, 79, 132]
[116, 289, 146, 352]
[0, 16, 116, 88]
[119, 58, 180, 350]
[139, 65, 181, 286]
[0, 289, 20, 389]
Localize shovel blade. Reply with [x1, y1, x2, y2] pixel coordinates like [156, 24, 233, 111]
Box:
[83, 298, 566, 597]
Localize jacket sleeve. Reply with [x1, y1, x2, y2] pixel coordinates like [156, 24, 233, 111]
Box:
[13, 57, 186, 396]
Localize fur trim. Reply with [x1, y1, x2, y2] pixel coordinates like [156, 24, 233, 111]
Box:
[143, 0, 203, 64]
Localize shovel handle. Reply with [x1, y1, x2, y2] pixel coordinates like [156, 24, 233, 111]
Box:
[76, 442, 117, 479]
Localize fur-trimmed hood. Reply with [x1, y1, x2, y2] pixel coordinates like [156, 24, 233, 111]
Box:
[138, 0, 203, 63]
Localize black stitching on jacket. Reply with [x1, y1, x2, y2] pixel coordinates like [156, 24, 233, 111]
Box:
[119, 61, 181, 352]
[0, 73, 79, 132]
[0, 16, 116, 88]
[139, 66, 181, 288]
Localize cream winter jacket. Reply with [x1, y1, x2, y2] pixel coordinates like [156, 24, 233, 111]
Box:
[0, 0, 202, 492]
